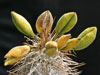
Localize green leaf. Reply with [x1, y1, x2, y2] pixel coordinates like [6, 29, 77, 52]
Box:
[53, 12, 77, 40]
[74, 27, 97, 50]
[11, 11, 35, 37]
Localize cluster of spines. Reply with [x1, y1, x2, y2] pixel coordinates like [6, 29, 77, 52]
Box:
[4, 10, 97, 75]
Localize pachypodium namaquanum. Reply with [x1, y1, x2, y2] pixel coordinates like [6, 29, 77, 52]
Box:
[4, 10, 97, 75]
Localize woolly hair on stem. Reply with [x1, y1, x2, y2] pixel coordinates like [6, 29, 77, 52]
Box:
[4, 10, 97, 75]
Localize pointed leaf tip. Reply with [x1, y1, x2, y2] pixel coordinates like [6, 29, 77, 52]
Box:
[11, 11, 35, 37]
[57, 34, 71, 49]
[61, 38, 80, 52]
[4, 45, 30, 58]
[4, 57, 22, 66]
[55, 12, 77, 34]
[36, 10, 53, 34]
[53, 12, 77, 40]
[74, 27, 97, 50]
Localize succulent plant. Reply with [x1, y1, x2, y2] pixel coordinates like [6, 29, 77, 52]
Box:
[4, 10, 97, 75]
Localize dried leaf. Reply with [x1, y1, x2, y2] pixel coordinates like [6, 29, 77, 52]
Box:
[36, 10, 53, 34]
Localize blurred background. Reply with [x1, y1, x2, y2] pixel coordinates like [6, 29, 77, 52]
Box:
[0, 0, 100, 75]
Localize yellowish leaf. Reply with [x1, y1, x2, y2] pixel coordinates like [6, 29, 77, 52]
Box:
[5, 45, 30, 58]
[57, 34, 71, 49]
[61, 38, 80, 52]
[44, 41, 58, 56]
[4, 57, 22, 66]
